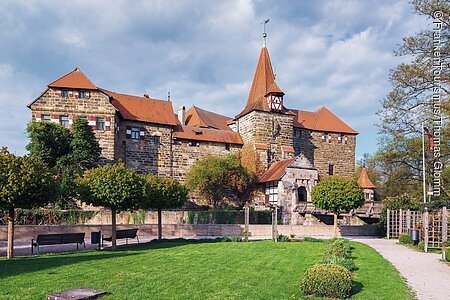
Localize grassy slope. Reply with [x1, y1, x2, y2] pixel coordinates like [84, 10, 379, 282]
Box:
[0, 240, 412, 300]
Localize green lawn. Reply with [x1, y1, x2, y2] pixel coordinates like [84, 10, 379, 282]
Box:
[0, 239, 413, 299]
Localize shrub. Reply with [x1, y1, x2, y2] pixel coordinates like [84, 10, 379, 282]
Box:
[417, 241, 425, 251]
[277, 234, 290, 242]
[442, 241, 450, 247]
[300, 264, 353, 298]
[230, 235, 242, 242]
[399, 233, 412, 245]
[303, 237, 323, 242]
[446, 247, 450, 262]
[221, 236, 231, 242]
[324, 239, 352, 259]
[322, 257, 357, 272]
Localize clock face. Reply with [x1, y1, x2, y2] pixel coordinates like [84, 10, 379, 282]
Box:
[267, 95, 283, 111]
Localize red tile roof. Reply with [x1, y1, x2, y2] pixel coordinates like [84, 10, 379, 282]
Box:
[48, 68, 97, 90]
[358, 168, 376, 189]
[185, 106, 232, 131]
[281, 146, 295, 153]
[236, 47, 292, 118]
[100, 89, 178, 126]
[291, 106, 358, 134]
[173, 125, 243, 144]
[255, 143, 269, 150]
[259, 158, 295, 183]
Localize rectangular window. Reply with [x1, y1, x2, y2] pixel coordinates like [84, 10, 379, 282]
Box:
[131, 127, 140, 140]
[96, 117, 105, 131]
[62, 90, 69, 98]
[328, 164, 334, 175]
[60, 115, 69, 128]
[265, 181, 278, 205]
[322, 132, 329, 142]
[188, 140, 200, 147]
[78, 91, 89, 99]
[153, 136, 161, 147]
[365, 192, 371, 200]
[42, 114, 51, 121]
[338, 134, 345, 144]
[225, 143, 230, 151]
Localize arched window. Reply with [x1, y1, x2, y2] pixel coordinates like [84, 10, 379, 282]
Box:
[298, 186, 307, 202]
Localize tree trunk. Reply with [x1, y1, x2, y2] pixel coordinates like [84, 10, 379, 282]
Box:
[157, 207, 162, 240]
[7, 207, 14, 259]
[333, 212, 338, 238]
[111, 207, 117, 250]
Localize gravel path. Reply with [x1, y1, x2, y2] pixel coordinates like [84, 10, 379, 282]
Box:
[352, 238, 450, 300]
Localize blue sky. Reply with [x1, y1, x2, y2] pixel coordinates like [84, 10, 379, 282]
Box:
[0, 0, 429, 158]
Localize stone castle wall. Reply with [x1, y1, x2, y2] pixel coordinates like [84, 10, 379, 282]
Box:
[30, 88, 116, 160]
[172, 140, 241, 182]
[237, 110, 294, 166]
[311, 132, 356, 177]
[116, 120, 173, 176]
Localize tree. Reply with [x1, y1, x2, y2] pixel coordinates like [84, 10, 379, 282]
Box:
[26, 121, 72, 168]
[69, 118, 101, 169]
[142, 175, 188, 240]
[377, 0, 449, 198]
[77, 162, 144, 250]
[0, 151, 57, 258]
[311, 176, 364, 237]
[239, 142, 265, 177]
[185, 155, 253, 208]
[26, 119, 102, 207]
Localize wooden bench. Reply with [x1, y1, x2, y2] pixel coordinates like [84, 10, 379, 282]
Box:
[31, 233, 86, 254]
[102, 229, 139, 247]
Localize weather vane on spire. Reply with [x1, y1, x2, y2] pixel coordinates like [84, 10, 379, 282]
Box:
[261, 19, 270, 47]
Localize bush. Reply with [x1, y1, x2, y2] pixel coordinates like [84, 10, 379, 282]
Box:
[446, 247, 450, 262]
[417, 241, 425, 251]
[303, 237, 323, 243]
[324, 239, 352, 259]
[442, 241, 450, 247]
[300, 264, 353, 299]
[399, 234, 412, 245]
[277, 234, 290, 242]
[322, 257, 357, 272]
[221, 236, 231, 242]
[230, 235, 242, 242]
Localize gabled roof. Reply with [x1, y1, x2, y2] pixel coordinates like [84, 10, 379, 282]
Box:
[173, 125, 243, 145]
[185, 106, 232, 131]
[259, 158, 295, 183]
[358, 168, 376, 189]
[236, 47, 291, 118]
[100, 89, 178, 126]
[48, 68, 97, 90]
[291, 106, 358, 134]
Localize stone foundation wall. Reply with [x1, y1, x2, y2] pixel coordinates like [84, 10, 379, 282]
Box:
[0, 224, 381, 242]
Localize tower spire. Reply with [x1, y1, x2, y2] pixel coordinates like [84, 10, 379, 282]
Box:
[261, 19, 270, 48]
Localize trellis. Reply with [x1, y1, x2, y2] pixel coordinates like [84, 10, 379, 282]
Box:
[387, 207, 448, 252]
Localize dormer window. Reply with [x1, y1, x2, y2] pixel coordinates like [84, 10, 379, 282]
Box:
[267, 94, 283, 111]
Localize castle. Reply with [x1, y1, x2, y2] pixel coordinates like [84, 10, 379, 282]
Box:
[27, 41, 374, 224]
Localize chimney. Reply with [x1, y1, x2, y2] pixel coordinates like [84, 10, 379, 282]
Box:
[178, 106, 186, 125]
[143, 93, 149, 98]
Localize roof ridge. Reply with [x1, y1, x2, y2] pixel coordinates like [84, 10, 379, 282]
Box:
[48, 67, 97, 89]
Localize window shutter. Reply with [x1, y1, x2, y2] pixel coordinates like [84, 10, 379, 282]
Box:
[51, 113, 59, 123]
[87, 116, 96, 130]
[105, 116, 111, 131]
[35, 112, 41, 121]
[140, 127, 145, 140]
[68, 115, 74, 128]
[344, 135, 348, 144]
[328, 134, 332, 143]
[321, 133, 325, 142]
[126, 126, 131, 139]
